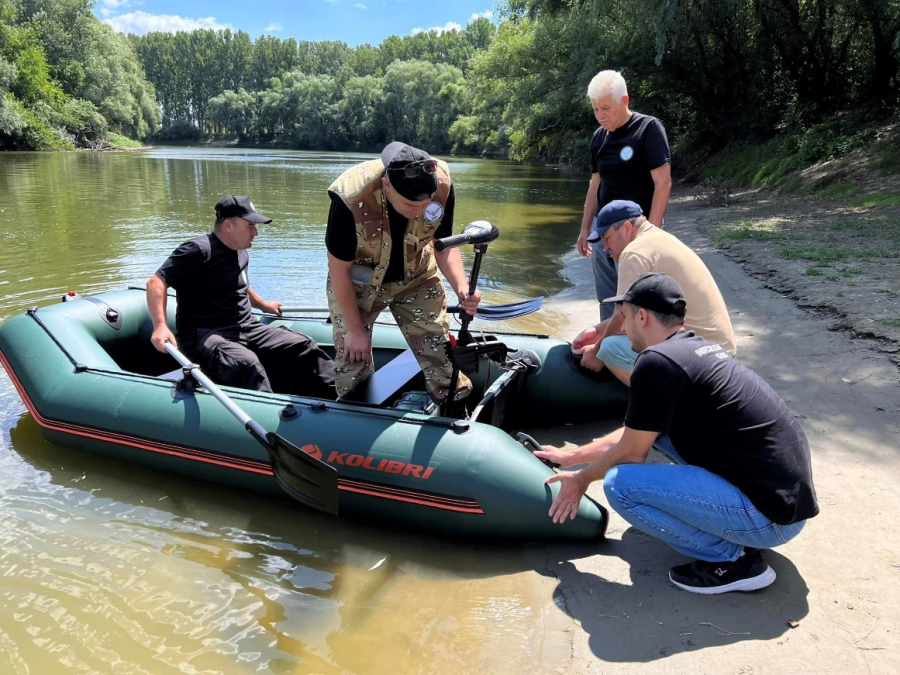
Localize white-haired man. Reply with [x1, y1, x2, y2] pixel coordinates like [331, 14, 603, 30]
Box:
[577, 70, 672, 319]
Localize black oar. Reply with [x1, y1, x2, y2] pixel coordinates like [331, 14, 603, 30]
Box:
[275, 298, 543, 321]
[164, 342, 339, 515]
[448, 297, 543, 320]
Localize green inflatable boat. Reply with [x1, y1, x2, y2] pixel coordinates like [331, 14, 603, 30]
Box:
[0, 284, 628, 541]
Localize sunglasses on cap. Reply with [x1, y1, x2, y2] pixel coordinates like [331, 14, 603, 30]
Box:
[388, 159, 438, 178]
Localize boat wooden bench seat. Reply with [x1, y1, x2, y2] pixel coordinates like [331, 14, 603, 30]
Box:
[339, 348, 421, 407]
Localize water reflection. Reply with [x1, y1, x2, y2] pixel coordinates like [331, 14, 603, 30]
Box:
[0, 414, 546, 673]
[0, 148, 585, 322]
[0, 148, 590, 672]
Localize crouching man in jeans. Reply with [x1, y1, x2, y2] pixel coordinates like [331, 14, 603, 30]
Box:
[536, 273, 818, 594]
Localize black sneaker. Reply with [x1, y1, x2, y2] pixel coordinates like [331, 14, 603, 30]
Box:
[668, 548, 776, 595]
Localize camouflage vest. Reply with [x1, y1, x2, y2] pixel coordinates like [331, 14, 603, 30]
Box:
[327, 158, 452, 312]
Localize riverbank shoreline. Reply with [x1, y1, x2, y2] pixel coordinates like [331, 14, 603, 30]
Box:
[520, 191, 900, 674]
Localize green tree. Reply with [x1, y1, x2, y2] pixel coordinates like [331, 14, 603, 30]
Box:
[209, 88, 256, 135]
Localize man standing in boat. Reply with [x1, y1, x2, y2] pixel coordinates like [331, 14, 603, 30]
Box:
[147, 195, 336, 398]
[538, 273, 818, 594]
[325, 142, 481, 402]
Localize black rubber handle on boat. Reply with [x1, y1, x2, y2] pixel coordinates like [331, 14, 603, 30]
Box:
[516, 432, 560, 469]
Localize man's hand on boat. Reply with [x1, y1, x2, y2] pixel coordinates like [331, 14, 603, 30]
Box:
[256, 299, 283, 317]
[572, 324, 601, 352]
[533, 445, 580, 469]
[545, 471, 590, 523]
[344, 328, 373, 363]
[571, 325, 605, 372]
[151, 325, 178, 352]
[534, 431, 622, 469]
[248, 288, 283, 317]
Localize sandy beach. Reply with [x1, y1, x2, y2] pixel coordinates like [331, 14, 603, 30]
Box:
[518, 196, 900, 674]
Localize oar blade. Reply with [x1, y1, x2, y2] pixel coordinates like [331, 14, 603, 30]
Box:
[470, 296, 544, 320]
[266, 432, 340, 515]
[446, 297, 544, 321]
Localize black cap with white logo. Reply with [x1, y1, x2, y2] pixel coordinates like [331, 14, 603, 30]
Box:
[603, 272, 687, 317]
[214, 195, 273, 224]
[380, 141, 439, 201]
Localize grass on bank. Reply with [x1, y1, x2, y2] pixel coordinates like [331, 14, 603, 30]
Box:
[703, 115, 884, 189]
[877, 141, 900, 175]
[849, 191, 900, 208]
[105, 132, 144, 148]
[778, 247, 898, 262]
[710, 218, 785, 246]
[700, 112, 900, 205]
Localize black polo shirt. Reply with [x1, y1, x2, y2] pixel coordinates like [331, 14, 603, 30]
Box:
[625, 331, 819, 525]
[590, 112, 670, 217]
[155, 233, 254, 335]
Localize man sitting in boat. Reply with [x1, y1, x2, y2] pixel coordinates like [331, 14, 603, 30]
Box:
[571, 199, 735, 386]
[325, 142, 481, 402]
[146, 195, 336, 398]
[538, 273, 818, 594]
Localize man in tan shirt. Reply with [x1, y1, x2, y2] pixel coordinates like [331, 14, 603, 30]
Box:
[573, 200, 735, 385]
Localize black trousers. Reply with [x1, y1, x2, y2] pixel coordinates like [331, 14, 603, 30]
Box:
[181, 322, 336, 399]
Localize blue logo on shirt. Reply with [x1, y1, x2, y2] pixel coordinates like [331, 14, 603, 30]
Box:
[620, 146, 634, 161]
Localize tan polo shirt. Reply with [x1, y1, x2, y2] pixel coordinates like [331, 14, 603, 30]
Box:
[617, 223, 737, 355]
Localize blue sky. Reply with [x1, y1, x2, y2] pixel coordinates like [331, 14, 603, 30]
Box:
[95, 0, 498, 45]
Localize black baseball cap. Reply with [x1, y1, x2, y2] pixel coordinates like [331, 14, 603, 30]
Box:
[603, 272, 687, 317]
[381, 141, 438, 201]
[214, 195, 272, 224]
[586, 199, 643, 242]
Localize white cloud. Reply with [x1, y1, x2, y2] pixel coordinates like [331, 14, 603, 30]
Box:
[470, 10, 493, 20]
[98, 0, 134, 17]
[264, 23, 284, 32]
[411, 21, 462, 36]
[103, 11, 227, 34]
[353, 2, 366, 7]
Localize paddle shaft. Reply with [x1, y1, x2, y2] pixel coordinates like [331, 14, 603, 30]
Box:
[275, 295, 542, 321]
[162, 342, 340, 514]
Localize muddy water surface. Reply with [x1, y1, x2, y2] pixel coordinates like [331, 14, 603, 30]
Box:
[0, 148, 588, 673]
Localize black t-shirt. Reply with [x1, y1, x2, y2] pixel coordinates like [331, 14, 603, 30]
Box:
[590, 112, 670, 217]
[625, 331, 819, 525]
[326, 186, 455, 284]
[155, 233, 254, 335]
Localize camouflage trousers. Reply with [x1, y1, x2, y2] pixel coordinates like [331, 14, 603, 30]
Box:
[327, 271, 472, 402]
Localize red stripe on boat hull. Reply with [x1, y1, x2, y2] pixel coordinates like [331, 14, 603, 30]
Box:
[0, 351, 483, 514]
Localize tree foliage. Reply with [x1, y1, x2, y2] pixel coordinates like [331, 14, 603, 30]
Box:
[0, 0, 159, 149]
[4, 0, 899, 163]
[130, 18, 494, 150]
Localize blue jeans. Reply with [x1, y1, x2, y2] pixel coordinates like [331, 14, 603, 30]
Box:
[597, 334, 638, 371]
[592, 247, 618, 320]
[603, 436, 806, 562]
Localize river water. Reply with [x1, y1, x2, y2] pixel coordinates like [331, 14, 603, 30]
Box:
[0, 148, 588, 673]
